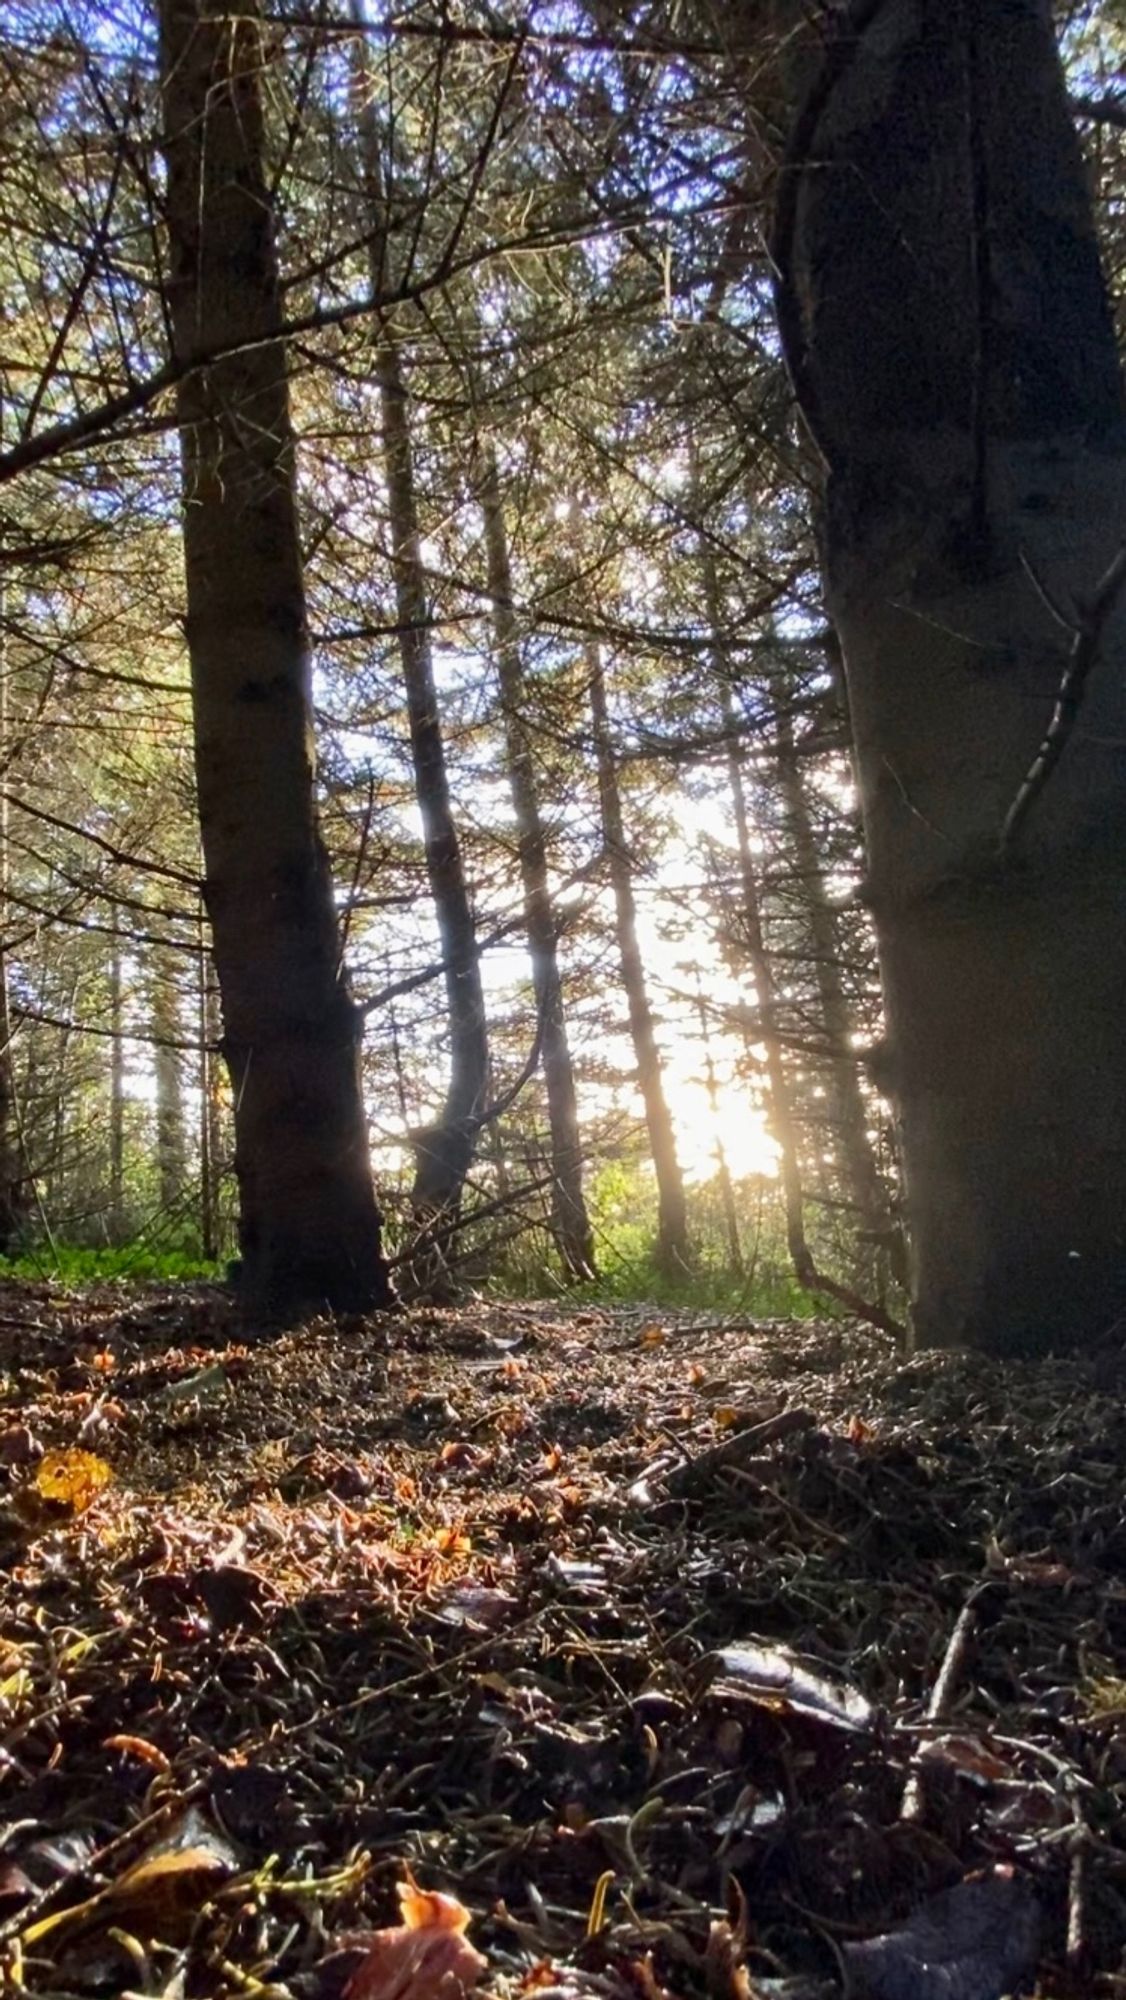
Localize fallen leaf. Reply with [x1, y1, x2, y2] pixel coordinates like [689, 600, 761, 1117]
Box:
[32, 1447, 112, 1516]
[343, 1876, 486, 2000]
[842, 1867, 1040, 2000]
[432, 1525, 472, 1558]
[706, 1642, 874, 1734]
[638, 1324, 665, 1348]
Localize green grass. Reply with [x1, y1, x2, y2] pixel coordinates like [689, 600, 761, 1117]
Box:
[0, 1244, 225, 1285]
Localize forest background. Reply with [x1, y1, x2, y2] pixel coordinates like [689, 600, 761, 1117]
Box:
[0, 0, 1123, 1333]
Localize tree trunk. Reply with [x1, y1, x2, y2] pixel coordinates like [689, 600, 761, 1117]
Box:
[586, 637, 689, 1275]
[377, 327, 489, 1231]
[108, 922, 125, 1244]
[197, 928, 217, 1256]
[779, 0, 1126, 1352]
[0, 402, 23, 1256]
[150, 947, 186, 1216]
[719, 674, 812, 1288]
[693, 983, 743, 1277]
[347, 30, 488, 1241]
[773, 703, 901, 1278]
[479, 442, 595, 1281]
[159, 0, 391, 1314]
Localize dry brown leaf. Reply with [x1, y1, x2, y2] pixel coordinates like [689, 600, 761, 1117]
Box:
[343, 1876, 486, 2000]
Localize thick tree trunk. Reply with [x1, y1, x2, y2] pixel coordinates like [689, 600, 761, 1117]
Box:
[587, 637, 689, 1275]
[159, 0, 391, 1314]
[479, 442, 595, 1281]
[779, 0, 1126, 1352]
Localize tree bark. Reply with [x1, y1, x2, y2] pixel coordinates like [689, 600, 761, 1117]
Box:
[478, 442, 595, 1281]
[159, 0, 391, 1314]
[778, 0, 1126, 1353]
[150, 946, 186, 1215]
[586, 637, 689, 1275]
[0, 396, 25, 1256]
[347, 26, 489, 1243]
[773, 702, 900, 1277]
[108, 921, 125, 1244]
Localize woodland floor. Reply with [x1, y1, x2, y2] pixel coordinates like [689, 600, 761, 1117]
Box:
[0, 1285, 1124, 2000]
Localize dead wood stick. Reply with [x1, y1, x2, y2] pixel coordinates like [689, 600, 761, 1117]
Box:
[662, 1407, 817, 1497]
[1066, 1793, 1092, 1977]
[901, 1580, 993, 1821]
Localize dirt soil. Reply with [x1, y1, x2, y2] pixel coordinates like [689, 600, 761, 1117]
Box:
[0, 1281, 1124, 1999]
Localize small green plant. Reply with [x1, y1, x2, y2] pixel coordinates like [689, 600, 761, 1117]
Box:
[0, 1244, 225, 1284]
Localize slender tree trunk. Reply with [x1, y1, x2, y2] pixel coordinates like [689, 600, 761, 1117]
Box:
[0, 902, 19, 1256]
[150, 947, 186, 1215]
[773, 704, 900, 1276]
[159, 0, 391, 1314]
[692, 982, 743, 1277]
[779, 0, 1126, 1352]
[586, 637, 689, 1274]
[0, 404, 22, 1254]
[197, 922, 216, 1262]
[719, 675, 812, 1286]
[479, 442, 595, 1281]
[348, 31, 488, 1239]
[108, 922, 125, 1244]
[204, 962, 226, 1256]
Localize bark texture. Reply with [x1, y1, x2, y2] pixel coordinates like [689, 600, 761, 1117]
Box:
[587, 638, 689, 1274]
[375, 328, 489, 1230]
[774, 703, 900, 1278]
[479, 443, 595, 1281]
[160, 0, 391, 1314]
[780, 0, 1126, 1352]
[348, 24, 489, 1244]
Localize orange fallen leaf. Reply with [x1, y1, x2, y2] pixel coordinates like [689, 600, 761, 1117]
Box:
[714, 1406, 739, 1431]
[847, 1415, 874, 1444]
[433, 1525, 472, 1557]
[638, 1323, 665, 1348]
[343, 1876, 486, 2000]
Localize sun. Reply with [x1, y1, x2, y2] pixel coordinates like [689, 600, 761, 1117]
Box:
[666, 1074, 779, 1186]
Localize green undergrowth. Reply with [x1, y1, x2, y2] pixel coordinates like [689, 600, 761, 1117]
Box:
[0, 1244, 225, 1285]
[569, 1258, 838, 1319]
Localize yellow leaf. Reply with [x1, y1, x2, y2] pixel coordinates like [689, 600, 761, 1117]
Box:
[714, 1407, 739, 1431]
[639, 1323, 665, 1348]
[33, 1449, 112, 1515]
